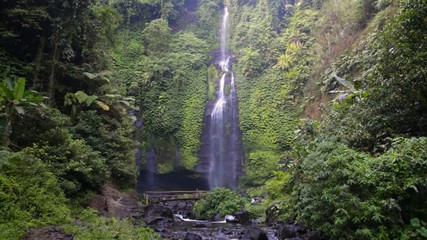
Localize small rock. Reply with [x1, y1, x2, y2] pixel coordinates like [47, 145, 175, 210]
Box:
[154, 225, 166, 232]
[215, 233, 230, 240]
[185, 232, 203, 240]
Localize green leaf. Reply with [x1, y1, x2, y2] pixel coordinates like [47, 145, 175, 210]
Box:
[26, 96, 46, 103]
[0, 83, 13, 99]
[85, 95, 98, 106]
[118, 100, 130, 107]
[129, 115, 137, 122]
[411, 218, 421, 228]
[13, 78, 26, 100]
[74, 91, 89, 104]
[83, 71, 111, 83]
[418, 227, 427, 237]
[83, 72, 98, 79]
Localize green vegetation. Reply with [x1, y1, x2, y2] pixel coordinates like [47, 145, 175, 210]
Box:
[293, 138, 427, 239]
[0, 151, 71, 239]
[229, 0, 317, 186]
[229, 0, 427, 239]
[66, 209, 158, 240]
[0, 0, 219, 238]
[1, 0, 426, 239]
[110, 1, 221, 173]
[193, 188, 249, 219]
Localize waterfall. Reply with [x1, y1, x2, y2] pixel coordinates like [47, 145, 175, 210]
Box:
[198, 6, 244, 189]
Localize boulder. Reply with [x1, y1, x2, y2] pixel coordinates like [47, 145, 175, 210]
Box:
[277, 224, 298, 239]
[168, 200, 196, 219]
[144, 202, 174, 220]
[225, 215, 239, 223]
[89, 183, 140, 219]
[143, 203, 175, 232]
[233, 208, 250, 224]
[244, 227, 269, 240]
[276, 223, 322, 240]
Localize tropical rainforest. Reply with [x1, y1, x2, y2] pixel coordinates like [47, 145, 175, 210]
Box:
[0, 0, 426, 239]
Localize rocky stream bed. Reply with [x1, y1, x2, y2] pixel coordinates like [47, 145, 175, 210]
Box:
[24, 184, 322, 240]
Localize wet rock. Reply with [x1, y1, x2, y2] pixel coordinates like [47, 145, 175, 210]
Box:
[244, 227, 269, 240]
[250, 219, 261, 224]
[185, 232, 203, 240]
[23, 226, 73, 240]
[225, 215, 239, 223]
[167, 200, 196, 218]
[154, 225, 166, 232]
[147, 216, 173, 226]
[215, 233, 230, 240]
[193, 222, 208, 228]
[276, 223, 323, 240]
[277, 224, 298, 239]
[277, 224, 298, 238]
[145, 202, 174, 220]
[233, 208, 250, 224]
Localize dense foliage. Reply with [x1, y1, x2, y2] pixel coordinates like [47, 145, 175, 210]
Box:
[1, 0, 426, 239]
[193, 188, 249, 219]
[295, 2, 427, 238]
[294, 138, 427, 239]
[0, 0, 218, 238]
[233, 0, 427, 239]
[109, 1, 222, 173]
[66, 209, 159, 240]
[0, 151, 71, 239]
[227, 0, 319, 186]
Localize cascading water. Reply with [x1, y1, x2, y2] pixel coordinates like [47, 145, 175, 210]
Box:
[198, 6, 244, 189]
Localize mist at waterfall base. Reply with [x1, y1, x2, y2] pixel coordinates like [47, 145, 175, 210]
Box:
[137, 7, 244, 192]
